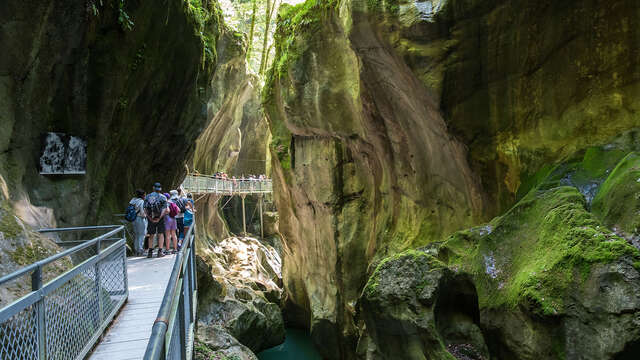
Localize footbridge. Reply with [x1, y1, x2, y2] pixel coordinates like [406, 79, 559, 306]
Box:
[181, 174, 272, 195]
[182, 174, 272, 237]
[0, 223, 198, 360]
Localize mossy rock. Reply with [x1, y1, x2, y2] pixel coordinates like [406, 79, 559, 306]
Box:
[361, 249, 488, 360]
[592, 152, 640, 237]
[0, 200, 23, 239]
[441, 185, 640, 316]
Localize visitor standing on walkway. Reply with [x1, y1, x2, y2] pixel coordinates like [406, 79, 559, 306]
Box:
[165, 192, 179, 254]
[130, 189, 147, 256]
[173, 189, 187, 243]
[145, 182, 168, 258]
[183, 193, 195, 239]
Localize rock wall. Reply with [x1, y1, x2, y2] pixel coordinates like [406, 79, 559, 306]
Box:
[191, 26, 270, 244]
[0, 0, 244, 294]
[263, 0, 640, 358]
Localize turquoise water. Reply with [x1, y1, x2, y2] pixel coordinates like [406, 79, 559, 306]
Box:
[257, 328, 322, 360]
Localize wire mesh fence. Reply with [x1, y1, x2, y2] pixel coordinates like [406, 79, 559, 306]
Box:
[182, 175, 272, 195]
[143, 224, 197, 360]
[0, 226, 127, 360]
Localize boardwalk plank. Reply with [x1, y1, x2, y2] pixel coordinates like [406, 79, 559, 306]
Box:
[88, 254, 176, 360]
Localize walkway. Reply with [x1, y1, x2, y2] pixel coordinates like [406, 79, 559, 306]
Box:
[182, 174, 272, 195]
[89, 254, 176, 360]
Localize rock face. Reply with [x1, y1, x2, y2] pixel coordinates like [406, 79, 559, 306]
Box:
[360, 250, 488, 360]
[0, 0, 225, 225]
[263, 0, 640, 358]
[0, 0, 238, 273]
[197, 237, 285, 354]
[191, 30, 270, 242]
[360, 145, 640, 359]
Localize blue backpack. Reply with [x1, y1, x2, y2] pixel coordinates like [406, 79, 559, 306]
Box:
[124, 204, 137, 222]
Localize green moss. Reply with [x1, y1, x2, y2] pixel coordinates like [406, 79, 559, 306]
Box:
[592, 152, 640, 235]
[10, 243, 52, 265]
[441, 185, 640, 316]
[267, 0, 338, 81]
[193, 338, 241, 360]
[366, 0, 400, 15]
[364, 249, 444, 297]
[516, 164, 554, 200]
[184, 0, 223, 66]
[0, 200, 22, 239]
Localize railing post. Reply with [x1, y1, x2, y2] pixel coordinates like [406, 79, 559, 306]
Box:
[189, 231, 196, 322]
[95, 239, 104, 323]
[259, 194, 264, 239]
[241, 194, 247, 236]
[122, 228, 129, 296]
[32, 265, 46, 360]
[180, 276, 188, 359]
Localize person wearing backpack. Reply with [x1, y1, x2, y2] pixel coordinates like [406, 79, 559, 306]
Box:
[172, 189, 187, 242]
[128, 189, 147, 256]
[144, 183, 168, 258]
[165, 192, 180, 254]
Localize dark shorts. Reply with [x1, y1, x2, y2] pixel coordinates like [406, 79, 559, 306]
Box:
[147, 217, 165, 235]
[176, 217, 185, 238]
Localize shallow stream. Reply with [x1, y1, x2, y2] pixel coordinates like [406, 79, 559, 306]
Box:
[257, 328, 322, 360]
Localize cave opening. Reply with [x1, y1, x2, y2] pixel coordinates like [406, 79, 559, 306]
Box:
[434, 275, 488, 359]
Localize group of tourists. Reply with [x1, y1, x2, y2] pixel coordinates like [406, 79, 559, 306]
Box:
[210, 172, 267, 181]
[126, 182, 195, 258]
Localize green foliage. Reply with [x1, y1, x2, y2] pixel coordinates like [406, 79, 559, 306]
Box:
[266, 0, 341, 84]
[130, 44, 146, 72]
[184, 0, 224, 66]
[118, 0, 134, 31]
[90, 0, 102, 16]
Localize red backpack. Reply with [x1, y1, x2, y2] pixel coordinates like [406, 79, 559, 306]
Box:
[168, 201, 180, 217]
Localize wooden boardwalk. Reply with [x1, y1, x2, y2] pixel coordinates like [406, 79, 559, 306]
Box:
[89, 254, 176, 360]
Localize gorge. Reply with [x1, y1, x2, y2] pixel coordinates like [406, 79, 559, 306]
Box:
[2, 0, 640, 359]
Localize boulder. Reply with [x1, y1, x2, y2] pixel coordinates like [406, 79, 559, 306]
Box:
[197, 237, 285, 353]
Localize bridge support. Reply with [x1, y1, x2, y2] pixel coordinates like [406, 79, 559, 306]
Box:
[241, 194, 247, 236]
[259, 195, 264, 239]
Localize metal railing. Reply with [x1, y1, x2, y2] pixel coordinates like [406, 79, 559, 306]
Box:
[143, 223, 197, 360]
[182, 175, 272, 195]
[0, 225, 128, 360]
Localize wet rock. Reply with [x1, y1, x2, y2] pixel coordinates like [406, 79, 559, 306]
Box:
[197, 237, 285, 353]
[264, 0, 640, 355]
[360, 250, 488, 360]
[195, 326, 258, 360]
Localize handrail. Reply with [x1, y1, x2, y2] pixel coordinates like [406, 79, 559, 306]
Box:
[0, 226, 123, 287]
[0, 225, 128, 360]
[143, 222, 197, 359]
[182, 174, 272, 195]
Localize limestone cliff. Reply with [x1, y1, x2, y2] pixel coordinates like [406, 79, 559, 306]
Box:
[263, 0, 640, 358]
[0, 0, 236, 286]
[190, 21, 270, 244]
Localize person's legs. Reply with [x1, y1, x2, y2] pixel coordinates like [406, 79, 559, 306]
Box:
[177, 217, 184, 239]
[157, 216, 167, 255]
[164, 229, 171, 251]
[147, 220, 157, 258]
[133, 217, 145, 255]
[171, 230, 178, 253]
[157, 234, 165, 257]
